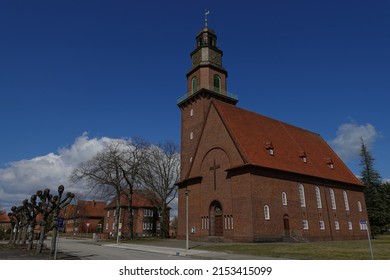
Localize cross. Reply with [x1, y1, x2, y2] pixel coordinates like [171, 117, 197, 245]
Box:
[204, 10, 210, 27]
[209, 159, 220, 191]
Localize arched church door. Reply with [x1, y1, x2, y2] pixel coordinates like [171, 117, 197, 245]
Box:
[209, 201, 223, 236]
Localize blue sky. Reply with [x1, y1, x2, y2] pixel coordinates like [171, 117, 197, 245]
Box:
[0, 0, 389, 211]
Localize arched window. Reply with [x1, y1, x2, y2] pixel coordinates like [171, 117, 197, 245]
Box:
[358, 201, 362, 212]
[213, 74, 221, 93]
[298, 184, 306, 207]
[191, 76, 198, 93]
[282, 192, 287, 206]
[315, 186, 322, 209]
[343, 191, 350, 211]
[330, 189, 336, 210]
[264, 205, 270, 220]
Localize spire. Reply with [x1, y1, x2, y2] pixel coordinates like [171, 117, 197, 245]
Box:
[204, 10, 210, 27]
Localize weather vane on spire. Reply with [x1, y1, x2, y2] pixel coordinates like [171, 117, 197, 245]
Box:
[204, 10, 210, 27]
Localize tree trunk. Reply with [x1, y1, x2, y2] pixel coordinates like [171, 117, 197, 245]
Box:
[128, 189, 134, 239]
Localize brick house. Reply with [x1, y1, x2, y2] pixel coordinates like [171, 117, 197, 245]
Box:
[62, 200, 105, 235]
[0, 211, 11, 234]
[103, 189, 170, 238]
[176, 25, 369, 242]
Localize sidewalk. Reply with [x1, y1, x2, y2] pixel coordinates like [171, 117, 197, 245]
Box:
[100, 239, 281, 260]
[1, 239, 282, 260]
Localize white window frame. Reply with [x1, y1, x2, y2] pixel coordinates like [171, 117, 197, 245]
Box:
[343, 191, 350, 211]
[315, 186, 322, 209]
[264, 205, 270, 220]
[358, 201, 362, 212]
[302, 220, 309, 230]
[282, 192, 287, 206]
[298, 184, 306, 208]
[319, 220, 325, 230]
[330, 189, 337, 210]
[335, 221, 340, 230]
[348, 221, 353, 230]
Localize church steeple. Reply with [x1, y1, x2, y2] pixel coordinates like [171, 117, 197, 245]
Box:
[177, 21, 238, 183]
[184, 23, 231, 99]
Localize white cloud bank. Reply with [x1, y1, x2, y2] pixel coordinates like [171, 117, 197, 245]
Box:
[0, 133, 118, 212]
[329, 121, 380, 161]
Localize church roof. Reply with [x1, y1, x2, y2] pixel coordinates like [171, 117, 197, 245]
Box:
[213, 100, 362, 186]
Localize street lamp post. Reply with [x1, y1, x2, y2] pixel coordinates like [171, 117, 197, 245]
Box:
[185, 188, 189, 250]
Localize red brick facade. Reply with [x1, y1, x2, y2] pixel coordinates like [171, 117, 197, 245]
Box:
[177, 26, 368, 242]
[62, 200, 105, 235]
[103, 190, 170, 238]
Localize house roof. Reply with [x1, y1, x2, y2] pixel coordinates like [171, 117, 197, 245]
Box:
[105, 189, 164, 209]
[0, 211, 10, 223]
[62, 200, 106, 219]
[213, 100, 362, 186]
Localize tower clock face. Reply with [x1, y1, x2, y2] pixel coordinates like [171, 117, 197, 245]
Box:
[192, 51, 201, 66]
[210, 50, 221, 65]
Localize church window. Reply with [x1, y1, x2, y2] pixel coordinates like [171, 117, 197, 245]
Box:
[213, 74, 221, 93]
[330, 189, 337, 210]
[298, 184, 306, 208]
[224, 215, 234, 230]
[358, 201, 362, 212]
[348, 221, 353, 230]
[191, 76, 198, 94]
[190, 132, 193, 139]
[319, 220, 325, 230]
[335, 221, 340, 230]
[360, 222, 367, 230]
[264, 205, 270, 220]
[190, 108, 194, 117]
[302, 220, 309, 230]
[315, 186, 322, 209]
[189, 156, 193, 163]
[343, 191, 350, 211]
[282, 192, 287, 206]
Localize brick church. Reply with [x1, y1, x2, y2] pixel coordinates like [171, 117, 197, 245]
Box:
[176, 24, 369, 242]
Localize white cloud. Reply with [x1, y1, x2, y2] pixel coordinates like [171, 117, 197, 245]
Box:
[0, 133, 119, 212]
[330, 121, 380, 161]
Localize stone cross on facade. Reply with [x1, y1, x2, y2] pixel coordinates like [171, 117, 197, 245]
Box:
[209, 159, 220, 191]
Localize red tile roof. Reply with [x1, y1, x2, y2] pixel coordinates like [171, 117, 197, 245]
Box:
[213, 100, 362, 186]
[62, 200, 106, 218]
[106, 189, 162, 209]
[0, 211, 10, 223]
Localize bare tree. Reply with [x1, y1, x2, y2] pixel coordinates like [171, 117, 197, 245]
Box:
[70, 140, 126, 238]
[119, 138, 150, 239]
[140, 141, 180, 238]
[70, 138, 149, 239]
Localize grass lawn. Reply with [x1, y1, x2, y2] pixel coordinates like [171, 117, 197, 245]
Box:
[196, 235, 390, 260]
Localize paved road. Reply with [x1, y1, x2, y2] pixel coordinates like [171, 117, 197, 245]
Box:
[52, 238, 192, 260]
[51, 238, 279, 260]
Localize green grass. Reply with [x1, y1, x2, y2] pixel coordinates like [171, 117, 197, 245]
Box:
[196, 235, 390, 260]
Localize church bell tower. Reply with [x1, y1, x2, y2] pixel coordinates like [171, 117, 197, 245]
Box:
[177, 20, 238, 182]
